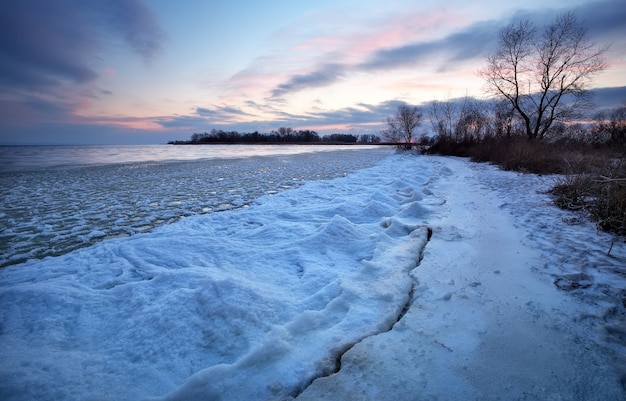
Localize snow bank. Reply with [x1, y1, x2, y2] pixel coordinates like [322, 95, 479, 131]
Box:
[296, 157, 626, 401]
[0, 154, 432, 401]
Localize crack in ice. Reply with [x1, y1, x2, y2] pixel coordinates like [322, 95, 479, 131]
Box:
[292, 226, 433, 398]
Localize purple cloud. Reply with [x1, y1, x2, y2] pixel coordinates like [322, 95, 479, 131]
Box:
[271, 64, 346, 98]
[104, 0, 166, 61]
[196, 106, 256, 119]
[0, 0, 165, 118]
[269, 0, 625, 98]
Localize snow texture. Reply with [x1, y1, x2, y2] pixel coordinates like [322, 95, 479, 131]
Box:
[1, 153, 625, 400]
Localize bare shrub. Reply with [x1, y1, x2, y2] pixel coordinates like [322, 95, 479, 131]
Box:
[428, 133, 624, 235]
[552, 158, 626, 235]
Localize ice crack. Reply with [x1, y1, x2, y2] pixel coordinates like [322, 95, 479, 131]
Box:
[292, 226, 432, 398]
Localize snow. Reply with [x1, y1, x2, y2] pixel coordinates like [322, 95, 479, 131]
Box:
[1, 153, 625, 400]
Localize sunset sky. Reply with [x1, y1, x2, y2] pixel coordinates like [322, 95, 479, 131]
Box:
[1, 0, 625, 144]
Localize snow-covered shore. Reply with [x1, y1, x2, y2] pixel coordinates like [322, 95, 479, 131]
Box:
[297, 156, 626, 400]
[1, 153, 624, 400]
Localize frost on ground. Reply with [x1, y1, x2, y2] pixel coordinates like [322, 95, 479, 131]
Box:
[297, 157, 626, 401]
[0, 154, 625, 400]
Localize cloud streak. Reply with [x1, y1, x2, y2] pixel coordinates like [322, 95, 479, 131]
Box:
[268, 19, 501, 99]
[269, 0, 626, 99]
[105, 1, 166, 61]
[0, 0, 165, 125]
[0, 0, 164, 90]
[196, 105, 257, 121]
[154, 99, 407, 135]
[271, 64, 347, 98]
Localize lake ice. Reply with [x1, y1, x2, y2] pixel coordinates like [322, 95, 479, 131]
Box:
[0, 146, 389, 267]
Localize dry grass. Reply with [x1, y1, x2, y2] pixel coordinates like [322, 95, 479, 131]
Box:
[551, 160, 626, 236]
[428, 137, 626, 235]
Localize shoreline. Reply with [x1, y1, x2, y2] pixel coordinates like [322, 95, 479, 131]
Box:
[168, 141, 401, 146]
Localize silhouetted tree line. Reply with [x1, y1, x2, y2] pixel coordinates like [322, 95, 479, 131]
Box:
[380, 13, 623, 151]
[424, 96, 626, 149]
[170, 128, 381, 145]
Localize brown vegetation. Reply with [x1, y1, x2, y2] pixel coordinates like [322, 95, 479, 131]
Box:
[428, 137, 625, 236]
[551, 159, 626, 236]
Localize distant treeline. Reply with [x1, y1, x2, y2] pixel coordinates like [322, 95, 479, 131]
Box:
[169, 128, 381, 145]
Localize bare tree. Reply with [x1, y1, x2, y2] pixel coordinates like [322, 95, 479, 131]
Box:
[382, 105, 423, 149]
[593, 103, 626, 145]
[428, 99, 457, 141]
[489, 99, 520, 138]
[428, 97, 489, 143]
[480, 12, 608, 140]
[455, 97, 490, 142]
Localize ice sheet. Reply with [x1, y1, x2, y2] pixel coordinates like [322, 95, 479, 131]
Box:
[0, 148, 391, 267]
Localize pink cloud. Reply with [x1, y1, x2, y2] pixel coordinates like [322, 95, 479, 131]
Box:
[72, 114, 170, 131]
[218, 5, 477, 104]
[343, 9, 470, 62]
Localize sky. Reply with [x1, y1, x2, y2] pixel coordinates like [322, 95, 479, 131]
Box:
[0, 0, 625, 145]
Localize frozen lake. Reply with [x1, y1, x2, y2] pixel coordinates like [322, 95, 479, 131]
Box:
[0, 145, 392, 267]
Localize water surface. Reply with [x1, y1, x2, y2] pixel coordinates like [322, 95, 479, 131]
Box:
[0, 144, 381, 172]
[1, 145, 392, 267]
